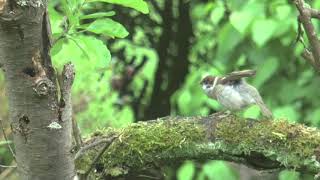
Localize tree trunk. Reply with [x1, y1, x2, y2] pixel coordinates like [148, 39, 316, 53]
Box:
[0, 2, 75, 179]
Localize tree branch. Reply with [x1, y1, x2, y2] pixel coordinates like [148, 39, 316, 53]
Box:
[75, 113, 320, 179]
[309, 8, 320, 19]
[294, 0, 320, 70]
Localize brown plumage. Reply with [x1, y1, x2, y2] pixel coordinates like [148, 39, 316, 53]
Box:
[200, 70, 273, 118]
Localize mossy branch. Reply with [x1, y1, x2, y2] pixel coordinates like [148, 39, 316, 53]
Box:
[75, 113, 320, 178]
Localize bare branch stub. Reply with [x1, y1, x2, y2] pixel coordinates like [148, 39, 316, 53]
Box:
[294, 0, 320, 71]
[309, 8, 320, 19]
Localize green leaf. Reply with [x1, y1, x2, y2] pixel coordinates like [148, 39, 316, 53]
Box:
[50, 38, 64, 56]
[252, 57, 279, 88]
[217, 23, 242, 59]
[177, 161, 195, 180]
[86, 0, 149, 14]
[275, 5, 292, 20]
[210, 3, 224, 25]
[177, 90, 192, 115]
[230, 11, 253, 34]
[83, 18, 129, 38]
[80, 11, 116, 19]
[274, 106, 300, 122]
[201, 161, 237, 180]
[306, 109, 320, 126]
[251, 19, 278, 46]
[61, 0, 81, 28]
[243, 105, 260, 119]
[279, 170, 300, 180]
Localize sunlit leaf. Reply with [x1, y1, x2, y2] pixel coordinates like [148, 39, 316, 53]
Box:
[217, 24, 242, 59]
[274, 106, 300, 122]
[251, 19, 278, 46]
[177, 90, 192, 114]
[252, 57, 279, 88]
[201, 161, 238, 180]
[83, 18, 129, 38]
[243, 105, 260, 119]
[177, 161, 195, 180]
[279, 170, 300, 180]
[80, 11, 116, 19]
[306, 109, 320, 126]
[230, 11, 253, 34]
[50, 38, 64, 56]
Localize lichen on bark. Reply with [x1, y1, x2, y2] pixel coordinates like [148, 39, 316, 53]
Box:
[75, 114, 320, 178]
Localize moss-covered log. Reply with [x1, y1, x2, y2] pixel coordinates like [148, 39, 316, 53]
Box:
[75, 113, 320, 178]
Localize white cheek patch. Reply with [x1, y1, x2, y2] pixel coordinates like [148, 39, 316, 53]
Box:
[202, 84, 207, 90]
[202, 85, 214, 95]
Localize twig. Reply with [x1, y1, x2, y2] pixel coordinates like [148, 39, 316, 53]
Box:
[222, 0, 231, 17]
[132, 79, 149, 120]
[302, 49, 317, 67]
[0, 164, 16, 168]
[0, 119, 15, 159]
[83, 136, 118, 178]
[294, 18, 304, 46]
[132, 56, 148, 77]
[294, 0, 320, 70]
[72, 117, 83, 149]
[74, 136, 117, 161]
[309, 8, 320, 19]
[138, 174, 160, 179]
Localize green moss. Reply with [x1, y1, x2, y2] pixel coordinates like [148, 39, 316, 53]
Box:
[102, 118, 205, 173]
[75, 114, 320, 177]
[215, 116, 320, 171]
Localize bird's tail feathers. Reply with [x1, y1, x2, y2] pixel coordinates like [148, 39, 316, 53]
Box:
[256, 101, 273, 118]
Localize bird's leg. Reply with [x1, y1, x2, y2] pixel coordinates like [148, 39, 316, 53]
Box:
[213, 110, 232, 117]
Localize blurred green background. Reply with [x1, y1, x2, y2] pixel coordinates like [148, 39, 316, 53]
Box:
[1, 0, 320, 179]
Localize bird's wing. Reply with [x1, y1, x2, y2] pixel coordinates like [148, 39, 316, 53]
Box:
[220, 70, 256, 83]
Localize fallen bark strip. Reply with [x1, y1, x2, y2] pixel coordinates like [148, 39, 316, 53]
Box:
[75, 113, 320, 178]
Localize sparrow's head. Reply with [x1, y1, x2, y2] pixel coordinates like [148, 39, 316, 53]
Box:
[200, 75, 219, 94]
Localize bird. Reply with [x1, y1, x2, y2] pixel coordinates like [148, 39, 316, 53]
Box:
[200, 70, 273, 118]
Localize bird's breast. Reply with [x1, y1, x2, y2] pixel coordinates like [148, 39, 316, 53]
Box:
[215, 85, 249, 110]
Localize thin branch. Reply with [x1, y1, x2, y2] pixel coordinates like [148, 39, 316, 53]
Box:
[294, 0, 320, 70]
[309, 8, 320, 19]
[0, 119, 15, 159]
[74, 136, 117, 161]
[132, 79, 149, 119]
[294, 18, 304, 46]
[302, 49, 317, 67]
[0, 164, 16, 168]
[131, 56, 148, 77]
[222, 0, 231, 17]
[72, 116, 83, 149]
[72, 118, 83, 148]
[83, 136, 117, 178]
